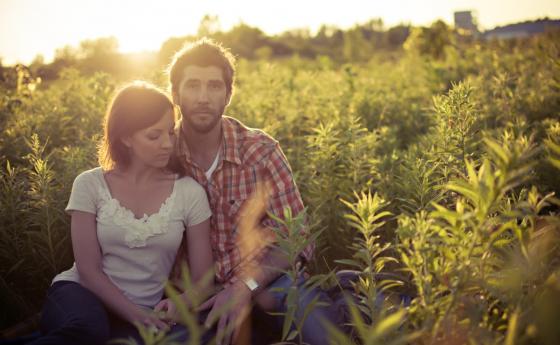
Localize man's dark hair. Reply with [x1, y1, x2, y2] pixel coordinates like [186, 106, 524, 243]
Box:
[168, 38, 236, 97]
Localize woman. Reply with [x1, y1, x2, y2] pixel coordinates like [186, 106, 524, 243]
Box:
[30, 81, 213, 345]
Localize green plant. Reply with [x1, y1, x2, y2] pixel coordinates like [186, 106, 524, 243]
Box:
[267, 207, 329, 344]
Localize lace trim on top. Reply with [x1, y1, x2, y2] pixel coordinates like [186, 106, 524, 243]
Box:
[96, 173, 178, 248]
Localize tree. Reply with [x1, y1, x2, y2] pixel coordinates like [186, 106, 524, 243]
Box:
[159, 36, 186, 66]
[29, 55, 45, 76]
[404, 20, 453, 60]
[78, 37, 119, 60]
[77, 37, 123, 75]
[343, 26, 372, 61]
[387, 25, 411, 49]
[54, 45, 78, 65]
[219, 23, 267, 59]
[197, 14, 221, 38]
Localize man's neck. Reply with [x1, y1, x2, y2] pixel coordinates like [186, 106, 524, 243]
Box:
[183, 120, 223, 170]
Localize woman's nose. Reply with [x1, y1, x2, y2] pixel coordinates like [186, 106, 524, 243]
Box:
[162, 134, 174, 149]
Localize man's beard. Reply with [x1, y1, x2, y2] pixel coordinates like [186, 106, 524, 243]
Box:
[179, 103, 224, 134]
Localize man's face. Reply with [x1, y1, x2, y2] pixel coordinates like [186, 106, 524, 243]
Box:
[175, 65, 230, 134]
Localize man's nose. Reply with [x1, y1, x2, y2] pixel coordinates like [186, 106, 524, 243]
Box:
[197, 86, 210, 103]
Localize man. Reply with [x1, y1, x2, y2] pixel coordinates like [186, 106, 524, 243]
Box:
[167, 38, 333, 344]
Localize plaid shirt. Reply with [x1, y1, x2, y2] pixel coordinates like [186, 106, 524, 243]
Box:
[172, 116, 313, 284]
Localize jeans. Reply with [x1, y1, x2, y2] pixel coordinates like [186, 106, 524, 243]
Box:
[254, 273, 338, 345]
[27, 281, 206, 345]
[28, 276, 336, 345]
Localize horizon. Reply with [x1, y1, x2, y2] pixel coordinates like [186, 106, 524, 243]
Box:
[1, 0, 560, 65]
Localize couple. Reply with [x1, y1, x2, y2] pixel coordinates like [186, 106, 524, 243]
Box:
[30, 39, 334, 345]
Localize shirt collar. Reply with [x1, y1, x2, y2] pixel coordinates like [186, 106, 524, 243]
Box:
[177, 116, 242, 167]
[221, 116, 242, 165]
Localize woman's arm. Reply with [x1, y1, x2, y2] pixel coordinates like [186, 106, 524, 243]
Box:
[187, 219, 214, 291]
[186, 218, 214, 291]
[71, 211, 168, 329]
[155, 218, 214, 320]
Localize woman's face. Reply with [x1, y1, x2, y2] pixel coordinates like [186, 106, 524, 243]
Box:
[123, 109, 176, 169]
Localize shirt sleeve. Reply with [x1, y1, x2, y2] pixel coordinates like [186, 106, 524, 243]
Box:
[261, 143, 314, 263]
[184, 179, 212, 227]
[225, 143, 313, 286]
[65, 170, 97, 215]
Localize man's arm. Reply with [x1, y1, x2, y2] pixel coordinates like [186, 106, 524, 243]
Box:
[239, 141, 312, 283]
[221, 140, 313, 287]
[199, 142, 313, 345]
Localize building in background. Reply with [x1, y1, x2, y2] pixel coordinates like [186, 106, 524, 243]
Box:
[483, 18, 560, 39]
[454, 11, 479, 34]
[453, 10, 559, 40]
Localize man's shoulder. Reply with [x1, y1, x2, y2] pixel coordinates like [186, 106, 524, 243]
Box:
[223, 116, 279, 164]
[223, 116, 277, 145]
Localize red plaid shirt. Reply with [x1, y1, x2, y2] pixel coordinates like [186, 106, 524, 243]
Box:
[173, 116, 313, 284]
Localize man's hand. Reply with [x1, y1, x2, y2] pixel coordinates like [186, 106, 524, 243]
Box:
[198, 282, 252, 345]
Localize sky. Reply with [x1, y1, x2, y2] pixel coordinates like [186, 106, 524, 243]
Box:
[1, 0, 559, 65]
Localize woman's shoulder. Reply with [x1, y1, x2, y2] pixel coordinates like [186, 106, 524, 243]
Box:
[174, 175, 205, 194]
[73, 166, 104, 185]
[66, 167, 105, 212]
[172, 176, 211, 221]
[173, 176, 208, 209]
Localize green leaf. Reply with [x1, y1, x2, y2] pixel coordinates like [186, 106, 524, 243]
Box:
[484, 138, 509, 165]
[505, 306, 520, 345]
[286, 329, 299, 341]
[335, 259, 362, 268]
[372, 309, 406, 337]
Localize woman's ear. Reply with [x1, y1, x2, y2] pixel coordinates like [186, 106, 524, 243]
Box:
[121, 137, 132, 148]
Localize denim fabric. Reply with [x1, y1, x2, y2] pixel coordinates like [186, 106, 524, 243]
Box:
[27, 281, 111, 345]
[28, 276, 339, 345]
[27, 281, 211, 345]
[257, 274, 338, 345]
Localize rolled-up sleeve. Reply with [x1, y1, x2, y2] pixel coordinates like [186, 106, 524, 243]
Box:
[261, 143, 313, 263]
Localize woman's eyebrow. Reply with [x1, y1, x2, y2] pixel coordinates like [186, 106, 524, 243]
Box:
[146, 128, 164, 133]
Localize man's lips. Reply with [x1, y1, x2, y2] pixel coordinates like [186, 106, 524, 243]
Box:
[192, 108, 213, 113]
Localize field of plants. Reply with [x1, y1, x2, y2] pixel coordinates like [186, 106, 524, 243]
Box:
[1, 26, 560, 344]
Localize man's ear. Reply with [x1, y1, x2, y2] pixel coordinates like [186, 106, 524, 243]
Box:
[172, 92, 182, 119]
[225, 91, 232, 106]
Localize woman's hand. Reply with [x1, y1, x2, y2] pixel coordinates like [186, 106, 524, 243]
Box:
[129, 307, 170, 332]
[154, 298, 180, 324]
[71, 211, 170, 332]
